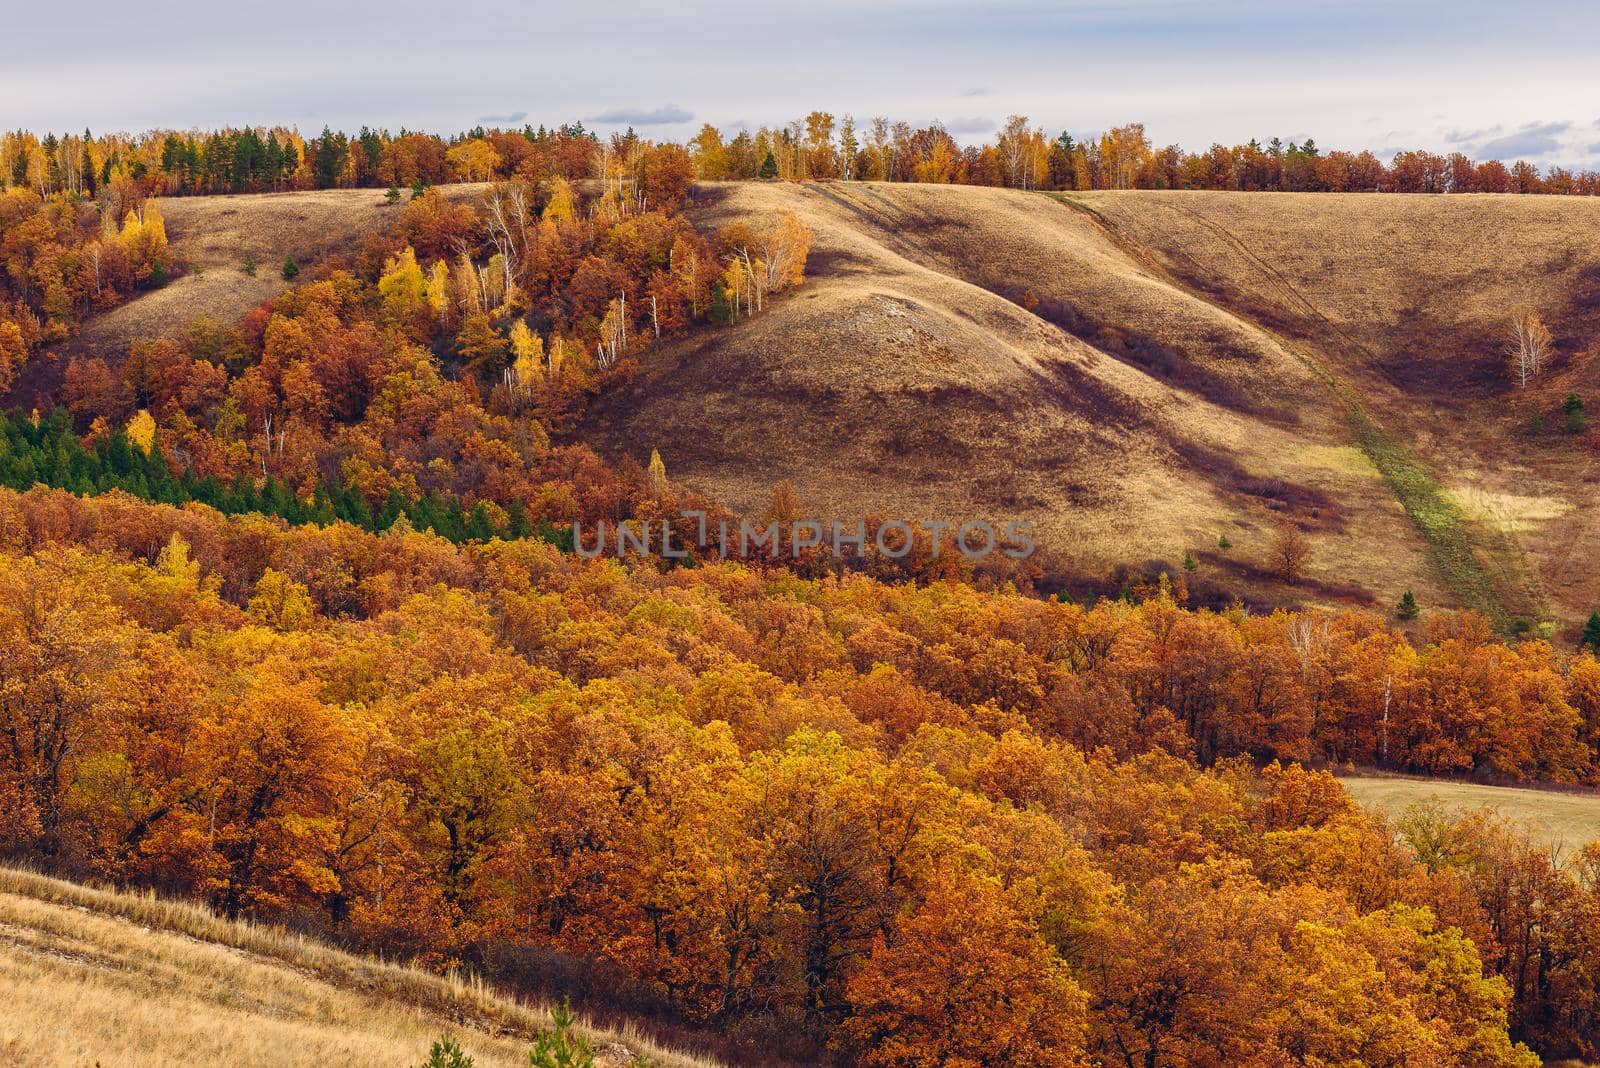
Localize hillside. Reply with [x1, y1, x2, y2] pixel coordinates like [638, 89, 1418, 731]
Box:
[15, 179, 1600, 628]
[588, 182, 1600, 628]
[1338, 773, 1600, 859]
[10, 185, 486, 411]
[0, 867, 710, 1068]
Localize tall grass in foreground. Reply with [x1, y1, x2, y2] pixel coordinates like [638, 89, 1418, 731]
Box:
[0, 866, 718, 1068]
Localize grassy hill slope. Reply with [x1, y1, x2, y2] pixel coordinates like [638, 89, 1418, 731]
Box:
[1339, 772, 1600, 858]
[61, 184, 487, 363]
[1075, 190, 1600, 631]
[589, 182, 1450, 610]
[590, 182, 1600, 626]
[0, 867, 711, 1068]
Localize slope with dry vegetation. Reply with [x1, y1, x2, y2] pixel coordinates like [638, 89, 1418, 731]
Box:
[0, 866, 708, 1068]
[590, 182, 1600, 630]
[64, 185, 486, 360]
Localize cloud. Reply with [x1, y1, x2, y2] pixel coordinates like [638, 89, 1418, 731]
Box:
[1474, 120, 1571, 160]
[942, 115, 997, 135]
[960, 87, 990, 97]
[477, 110, 527, 125]
[588, 104, 693, 125]
[1443, 123, 1500, 145]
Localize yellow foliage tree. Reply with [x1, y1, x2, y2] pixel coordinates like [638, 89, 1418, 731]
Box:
[647, 449, 668, 498]
[542, 177, 576, 224]
[378, 246, 428, 324]
[141, 201, 168, 260]
[247, 568, 317, 632]
[508, 320, 542, 391]
[126, 409, 156, 454]
[119, 209, 143, 257]
[425, 260, 451, 325]
[446, 139, 502, 183]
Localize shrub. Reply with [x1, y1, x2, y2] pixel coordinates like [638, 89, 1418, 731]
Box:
[386, 185, 402, 205]
[529, 999, 593, 1068]
[1218, 534, 1232, 551]
[242, 254, 257, 277]
[1182, 550, 1197, 572]
[1564, 394, 1586, 434]
[420, 1035, 474, 1068]
[1582, 611, 1600, 650]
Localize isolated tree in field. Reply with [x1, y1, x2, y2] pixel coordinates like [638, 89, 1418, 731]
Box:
[1396, 590, 1419, 620]
[1582, 611, 1600, 650]
[1506, 306, 1552, 389]
[1272, 521, 1311, 582]
[647, 449, 668, 497]
[528, 999, 594, 1068]
[1564, 393, 1586, 433]
[420, 1035, 474, 1068]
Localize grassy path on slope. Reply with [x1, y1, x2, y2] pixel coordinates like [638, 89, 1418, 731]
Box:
[1044, 192, 1542, 631]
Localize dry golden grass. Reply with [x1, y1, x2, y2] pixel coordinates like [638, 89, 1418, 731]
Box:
[587, 181, 1450, 611]
[68, 184, 486, 359]
[1075, 190, 1600, 631]
[1339, 773, 1600, 860]
[0, 866, 717, 1068]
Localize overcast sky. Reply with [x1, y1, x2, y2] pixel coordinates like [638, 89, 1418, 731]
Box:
[5, 0, 1600, 168]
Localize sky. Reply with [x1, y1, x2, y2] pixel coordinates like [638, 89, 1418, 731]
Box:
[5, 0, 1600, 169]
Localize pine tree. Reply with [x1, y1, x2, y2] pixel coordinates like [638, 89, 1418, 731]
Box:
[528, 999, 594, 1068]
[1182, 550, 1197, 572]
[1564, 393, 1587, 434]
[420, 1035, 475, 1068]
[1581, 611, 1600, 650]
[467, 501, 498, 542]
[1217, 534, 1231, 551]
[759, 151, 779, 179]
[1396, 590, 1419, 621]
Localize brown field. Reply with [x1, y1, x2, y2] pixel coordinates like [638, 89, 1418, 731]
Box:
[0, 866, 714, 1068]
[62, 184, 485, 363]
[1338, 773, 1600, 858]
[587, 183, 1600, 628]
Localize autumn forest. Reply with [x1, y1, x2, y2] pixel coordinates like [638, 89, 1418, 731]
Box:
[3, 108, 1600, 1068]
